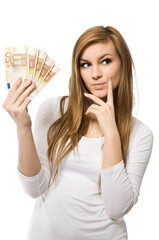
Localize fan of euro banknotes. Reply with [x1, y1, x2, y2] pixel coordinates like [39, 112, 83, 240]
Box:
[4, 45, 60, 100]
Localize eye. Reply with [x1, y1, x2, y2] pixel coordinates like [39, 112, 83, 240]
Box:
[80, 62, 90, 68]
[102, 58, 112, 64]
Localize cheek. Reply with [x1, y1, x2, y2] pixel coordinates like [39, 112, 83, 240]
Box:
[102, 68, 120, 88]
[109, 63, 121, 86]
[80, 70, 85, 80]
[80, 70, 89, 91]
[80, 70, 90, 85]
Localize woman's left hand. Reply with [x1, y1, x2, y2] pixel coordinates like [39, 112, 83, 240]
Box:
[84, 79, 118, 137]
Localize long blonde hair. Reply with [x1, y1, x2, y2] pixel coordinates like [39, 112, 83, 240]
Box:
[47, 25, 134, 185]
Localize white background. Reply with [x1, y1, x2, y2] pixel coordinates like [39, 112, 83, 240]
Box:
[0, 0, 158, 239]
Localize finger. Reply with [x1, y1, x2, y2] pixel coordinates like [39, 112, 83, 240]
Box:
[83, 93, 106, 107]
[85, 104, 101, 113]
[24, 79, 28, 83]
[85, 108, 99, 116]
[107, 79, 113, 104]
[11, 80, 32, 103]
[15, 83, 35, 107]
[4, 78, 22, 107]
[18, 97, 31, 112]
[9, 78, 22, 94]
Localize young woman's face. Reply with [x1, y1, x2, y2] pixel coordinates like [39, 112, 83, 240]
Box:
[79, 41, 121, 101]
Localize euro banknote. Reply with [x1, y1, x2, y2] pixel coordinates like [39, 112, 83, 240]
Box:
[28, 55, 56, 99]
[28, 46, 38, 82]
[4, 45, 60, 100]
[29, 63, 60, 99]
[4, 45, 29, 91]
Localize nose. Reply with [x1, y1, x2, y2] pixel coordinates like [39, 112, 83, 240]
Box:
[91, 65, 102, 80]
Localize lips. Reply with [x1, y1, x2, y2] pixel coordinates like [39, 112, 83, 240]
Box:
[93, 83, 105, 86]
[92, 83, 105, 89]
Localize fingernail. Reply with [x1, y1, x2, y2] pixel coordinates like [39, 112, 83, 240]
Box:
[83, 92, 88, 95]
[27, 80, 32, 84]
[109, 78, 112, 82]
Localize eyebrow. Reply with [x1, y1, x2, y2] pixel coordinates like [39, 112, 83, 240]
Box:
[80, 53, 112, 62]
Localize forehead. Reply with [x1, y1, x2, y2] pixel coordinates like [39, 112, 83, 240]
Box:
[80, 41, 117, 59]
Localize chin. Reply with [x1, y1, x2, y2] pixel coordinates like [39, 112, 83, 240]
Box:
[93, 90, 107, 98]
[96, 92, 108, 101]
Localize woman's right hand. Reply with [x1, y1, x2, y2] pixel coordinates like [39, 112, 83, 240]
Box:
[3, 78, 36, 130]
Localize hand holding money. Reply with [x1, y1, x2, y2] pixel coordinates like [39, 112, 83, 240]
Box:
[4, 45, 60, 100]
[3, 78, 35, 130]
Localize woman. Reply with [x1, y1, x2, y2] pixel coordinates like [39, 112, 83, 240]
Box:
[3, 26, 153, 240]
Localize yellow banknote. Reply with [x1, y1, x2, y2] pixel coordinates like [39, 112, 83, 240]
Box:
[29, 63, 60, 99]
[28, 55, 56, 99]
[28, 46, 38, 82]
[34, 49, 47, 84]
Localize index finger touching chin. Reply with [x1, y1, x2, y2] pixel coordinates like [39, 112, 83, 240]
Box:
[107, 79, 113, 103]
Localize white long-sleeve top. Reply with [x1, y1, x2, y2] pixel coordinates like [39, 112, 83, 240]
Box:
[18, 96, 153, 240]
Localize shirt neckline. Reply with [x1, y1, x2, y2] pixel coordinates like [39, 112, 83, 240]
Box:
[81, 136, 104, 140]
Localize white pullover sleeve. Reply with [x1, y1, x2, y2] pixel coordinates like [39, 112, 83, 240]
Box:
[100, 118, 153, 220]
[17, 96, 62, 198]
